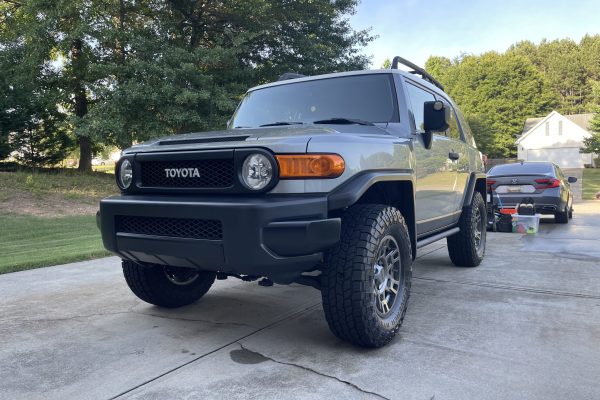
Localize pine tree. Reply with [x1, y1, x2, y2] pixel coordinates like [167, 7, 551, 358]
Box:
[426, 52, 557, 158]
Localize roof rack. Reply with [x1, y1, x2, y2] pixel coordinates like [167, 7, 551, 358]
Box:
[277, 72, 306, 81]
[390, 56, 444, 91]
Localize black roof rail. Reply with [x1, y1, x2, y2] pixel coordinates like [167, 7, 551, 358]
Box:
[390, 56, 444, 91]
[277, 72, 306, 81]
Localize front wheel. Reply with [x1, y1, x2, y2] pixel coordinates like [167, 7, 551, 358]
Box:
[122, 261, 216, 308]
[321, 204, 412, 348]
[447, 191, 486, 267]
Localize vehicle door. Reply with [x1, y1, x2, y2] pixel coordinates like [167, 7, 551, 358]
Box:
[405, 80, 458, 235]
[438, 100, 471, 212]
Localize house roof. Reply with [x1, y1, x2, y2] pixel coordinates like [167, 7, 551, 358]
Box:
[516, 111, 593, 144]
[522, 117, 544, 134]
[565, 113, 593, 131]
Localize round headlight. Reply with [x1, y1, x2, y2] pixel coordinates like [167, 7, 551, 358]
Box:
[118, 159, 133, 190]
[241, 153, 273, 190]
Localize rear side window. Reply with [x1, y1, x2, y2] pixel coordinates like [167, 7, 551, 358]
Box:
[405, 82, 435, 132]
[488, 163, 554, 176]
[444, 104, 462, 141]
[454, 107, 476, 146]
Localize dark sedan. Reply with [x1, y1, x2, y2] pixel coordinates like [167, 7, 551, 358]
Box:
[487, 161, 577, 223]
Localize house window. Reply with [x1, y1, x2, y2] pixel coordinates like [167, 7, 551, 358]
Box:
[558, 120, 563, 135]
[545, 122, 549, 136]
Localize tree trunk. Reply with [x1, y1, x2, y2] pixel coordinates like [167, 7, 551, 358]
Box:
[72, 38, 92, 172]
[78, 136, 92, 172]
[115, 0, 132, 149]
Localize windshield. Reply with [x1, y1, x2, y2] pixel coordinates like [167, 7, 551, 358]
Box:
[488, 162, 554, 176]
[230, 74, 398, 128]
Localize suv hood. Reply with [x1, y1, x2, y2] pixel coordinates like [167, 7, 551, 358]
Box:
[123, 124, 391, 154]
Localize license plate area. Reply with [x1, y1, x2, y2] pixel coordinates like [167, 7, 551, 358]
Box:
[496, 185, 535, 194]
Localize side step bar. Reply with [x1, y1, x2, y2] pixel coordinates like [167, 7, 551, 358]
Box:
[416, 227, 460, 249]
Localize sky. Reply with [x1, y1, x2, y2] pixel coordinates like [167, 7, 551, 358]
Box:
[349, 0, 600, 69]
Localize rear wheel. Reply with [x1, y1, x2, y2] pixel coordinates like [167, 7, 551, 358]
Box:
[321, 204, 412, 348]
[447, 191, 486, 267]
[555, 206, 569, 224]
[122, 260, 216, 308]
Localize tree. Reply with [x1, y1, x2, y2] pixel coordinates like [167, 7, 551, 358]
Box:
[426, 52, 557, 158]
[0, 0, 100, 170]
[1, 0, 374, 166]
[10, 110, 73, 168]
[581, 132, 600, 155]
[509, 38, 597, 114]
[580, 35, 600, 83]
[0, 5, 74, 165]
[581, 106, 600, 154]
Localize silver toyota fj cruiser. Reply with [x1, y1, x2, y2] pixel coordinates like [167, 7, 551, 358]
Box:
[98, 57, 487, 347]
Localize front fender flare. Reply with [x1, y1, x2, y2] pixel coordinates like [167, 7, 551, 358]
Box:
[327, 170, 415, 211]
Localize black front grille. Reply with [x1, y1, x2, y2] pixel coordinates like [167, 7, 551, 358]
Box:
[117, 216, 223, 240]
[140, 159, 234, 188]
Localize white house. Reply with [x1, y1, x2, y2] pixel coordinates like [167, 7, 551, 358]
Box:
[516, 111, 594, 169]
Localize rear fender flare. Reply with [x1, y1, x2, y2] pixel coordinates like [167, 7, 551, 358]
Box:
[462, 172, 488, 208]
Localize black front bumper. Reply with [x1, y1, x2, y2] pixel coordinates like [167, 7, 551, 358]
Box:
[98, 194, 340, 282]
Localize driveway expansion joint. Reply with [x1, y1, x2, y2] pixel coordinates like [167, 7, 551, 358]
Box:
[236, 342, 391, 400]
[108, 303, 322, 399]
[413, 276, 600, 300]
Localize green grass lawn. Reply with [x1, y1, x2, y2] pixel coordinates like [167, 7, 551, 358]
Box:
[1, 169, 116, 199]
[0, 214, 110, 274]
[582, 169, 600, 200]
[0, 169, 116, 274]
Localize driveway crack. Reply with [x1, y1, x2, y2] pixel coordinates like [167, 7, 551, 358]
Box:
[236, 342, 390, 400]
[131, 310, 252, 327]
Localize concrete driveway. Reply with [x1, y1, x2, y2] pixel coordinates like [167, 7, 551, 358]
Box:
[1, 202, 599, 400]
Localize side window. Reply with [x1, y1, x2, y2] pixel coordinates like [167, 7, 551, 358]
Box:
[405, 82, 435, 132]
[445, 105, 462, 141]
[435, 99, 462, 141]
[454, 106, 476, 146]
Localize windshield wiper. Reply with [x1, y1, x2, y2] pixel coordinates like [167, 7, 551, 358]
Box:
[312, 118, 374, 126]
[259, 121, 305, 127]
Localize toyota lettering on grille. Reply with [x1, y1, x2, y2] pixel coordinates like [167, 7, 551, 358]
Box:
[164, 168, 201, 178]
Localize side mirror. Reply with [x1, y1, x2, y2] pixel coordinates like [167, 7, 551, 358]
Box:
[422, 101, 450, 150]
[568, 176, 578, 183]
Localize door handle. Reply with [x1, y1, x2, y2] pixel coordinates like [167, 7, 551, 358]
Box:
[449, 152, 460, 160]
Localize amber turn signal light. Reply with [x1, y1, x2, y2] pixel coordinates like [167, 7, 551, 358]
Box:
[276, 154, 345, 179]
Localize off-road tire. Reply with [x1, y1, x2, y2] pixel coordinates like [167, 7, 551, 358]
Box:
[122, 260, 216, 308]
[447, 191, 486, 267]
[555, 206, 569, 224]
[321, 204, 412, 348]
